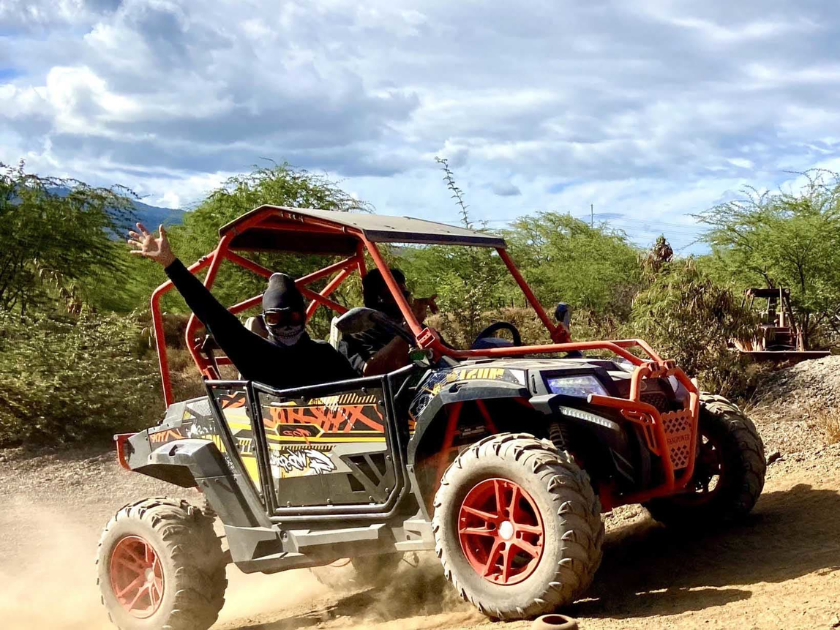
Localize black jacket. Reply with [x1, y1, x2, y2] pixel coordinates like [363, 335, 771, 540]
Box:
[165, 259, 357, 390]
[340, 324, 396, 374]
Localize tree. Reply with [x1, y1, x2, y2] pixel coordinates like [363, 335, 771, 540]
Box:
[400, 159, 509, 347]
[0, 310, 158, 445]
[699, 170, 840, 347]
[154, 163, 373, 337]
[0, 162, 136, 314]
[631, 260, 758, 397]
[503, 212, 642, 318]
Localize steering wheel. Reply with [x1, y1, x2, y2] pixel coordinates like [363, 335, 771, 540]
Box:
[471, 322, 522, 348]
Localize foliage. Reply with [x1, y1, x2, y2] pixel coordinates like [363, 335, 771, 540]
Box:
[643, 235, 674, 276]
[0, 162, 138, 314]
[699, 170, 840, 348]
[401, 159, 509, 346]
[156, 162, 374, 337]
[11, 158, 840, 449]
[631, 260, 760, 397]
[503, 212, 642, 318]
[0, 310, 159, 446]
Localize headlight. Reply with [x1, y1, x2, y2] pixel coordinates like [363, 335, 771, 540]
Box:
[546, 375, 608, 398]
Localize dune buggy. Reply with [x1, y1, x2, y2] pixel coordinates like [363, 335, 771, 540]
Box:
[97, 206, 766, 629]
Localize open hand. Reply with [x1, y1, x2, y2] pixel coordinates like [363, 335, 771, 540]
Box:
[127, 223, 176, 267]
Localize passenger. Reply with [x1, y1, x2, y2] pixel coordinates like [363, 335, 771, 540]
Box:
[341, 267, 435, 376]
[128, 223, 357, 389]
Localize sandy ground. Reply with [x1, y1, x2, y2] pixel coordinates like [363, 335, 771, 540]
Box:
[1, 430, 839, 630]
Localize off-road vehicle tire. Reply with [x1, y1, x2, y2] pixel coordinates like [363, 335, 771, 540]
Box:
[645, 394, 766, 526]
[310, 553, 404, 589]
[433, 433, 603, 620]
[96, 497, 227, 630]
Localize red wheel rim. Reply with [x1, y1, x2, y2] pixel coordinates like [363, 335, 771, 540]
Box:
[458, 478, 545, 585]
[109, 536, 165, 618]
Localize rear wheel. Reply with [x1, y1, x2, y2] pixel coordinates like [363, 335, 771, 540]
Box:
[433, 433, 603, 620]
[645, 394, 766, 525]
[97, 498, 227, 630]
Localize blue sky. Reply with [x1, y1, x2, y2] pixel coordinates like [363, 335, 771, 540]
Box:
[2, 1, 840, 253]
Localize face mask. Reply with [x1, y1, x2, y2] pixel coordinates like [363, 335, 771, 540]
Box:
[267, 324, 305, 346]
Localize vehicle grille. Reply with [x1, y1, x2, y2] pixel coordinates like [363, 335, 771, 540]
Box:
[641, 392, 669, 412]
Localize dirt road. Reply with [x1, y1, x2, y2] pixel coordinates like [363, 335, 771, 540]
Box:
[1, 433, 838, 630]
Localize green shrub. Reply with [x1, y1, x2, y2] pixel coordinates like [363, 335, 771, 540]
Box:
[0, 311, 160, 446]
[630, 261, 762, 398]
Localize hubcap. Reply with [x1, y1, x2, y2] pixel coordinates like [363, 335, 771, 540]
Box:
[109, 536, 164, 618]
[458, 478, 545, 585]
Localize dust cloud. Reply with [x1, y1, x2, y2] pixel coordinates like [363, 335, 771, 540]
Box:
[0, 502, 112, 630]
[225, 553, 485, 630]
[0, 500, 480, 630]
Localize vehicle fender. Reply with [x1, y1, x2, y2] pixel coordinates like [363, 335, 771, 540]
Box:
[125, 436, 270, 528]
[529, 393, 645, 488]
[407, 381, 529, 468]
[146, 438, 231, 480]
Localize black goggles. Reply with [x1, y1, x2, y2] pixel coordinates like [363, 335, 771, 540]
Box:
[263, 309, 304, 327]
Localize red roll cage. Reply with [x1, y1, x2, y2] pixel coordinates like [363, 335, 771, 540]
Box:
[150, 205, 700, 506]
[151, 205, 671, 407]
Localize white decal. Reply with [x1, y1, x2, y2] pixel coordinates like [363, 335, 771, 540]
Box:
[270, 448, 336, 476]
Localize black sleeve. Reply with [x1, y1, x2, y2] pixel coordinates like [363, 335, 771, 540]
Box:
[318, 343, 361, 382]
[340, 333, 375, 374]
[164, 258, 271, 374]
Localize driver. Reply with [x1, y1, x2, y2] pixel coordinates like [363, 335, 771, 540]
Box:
[341, 267, 435, 376]
[128, 223, 357, 389]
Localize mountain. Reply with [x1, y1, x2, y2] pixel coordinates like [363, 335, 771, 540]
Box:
[132, 199, 185, 227]
[48, 186, 185, 228]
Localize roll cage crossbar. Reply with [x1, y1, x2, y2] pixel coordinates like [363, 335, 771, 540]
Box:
[150, 206, 700, 504]
[151, 205, 678, 406]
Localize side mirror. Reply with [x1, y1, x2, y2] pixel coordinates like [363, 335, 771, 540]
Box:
[554, 302, 571, 328]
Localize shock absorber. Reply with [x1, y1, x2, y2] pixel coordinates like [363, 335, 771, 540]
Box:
[548, 421, 572, 452]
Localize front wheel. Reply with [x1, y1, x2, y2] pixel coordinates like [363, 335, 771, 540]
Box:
[96, 498, 227, 630]
[645, 394, 766, 526]
[433, 433, 603, 620]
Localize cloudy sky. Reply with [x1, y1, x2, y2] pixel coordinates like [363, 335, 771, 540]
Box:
[2, 0, 840, 252]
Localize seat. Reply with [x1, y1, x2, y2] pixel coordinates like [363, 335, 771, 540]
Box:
[329, 316, 342, 350]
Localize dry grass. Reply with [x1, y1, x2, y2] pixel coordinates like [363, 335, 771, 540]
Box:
[814, 408, 840, 444]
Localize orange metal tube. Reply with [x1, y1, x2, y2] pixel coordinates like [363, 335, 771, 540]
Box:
[226, 294, 264, 316]
[151, 253, 214, 408]
[296, 255, 359, 286]
[297, 285, 348, 314]
[610, 339, 664, 363]
[434, 402, 463, 491]
[431, 338, 649, 365]
[185, 242, 230, 380]
[224, 250, 274, 279]
[497, 248, 567, 342]
[361, 238, 424, 338]
[589, 393, 676, 489]
[305, 267, 353, 319]
[475, 399, 499, 434]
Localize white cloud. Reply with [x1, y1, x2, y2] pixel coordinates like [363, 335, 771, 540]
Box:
[1, 0, 840, 254]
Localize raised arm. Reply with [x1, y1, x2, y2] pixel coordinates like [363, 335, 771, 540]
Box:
[127, 223, 267, 366]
